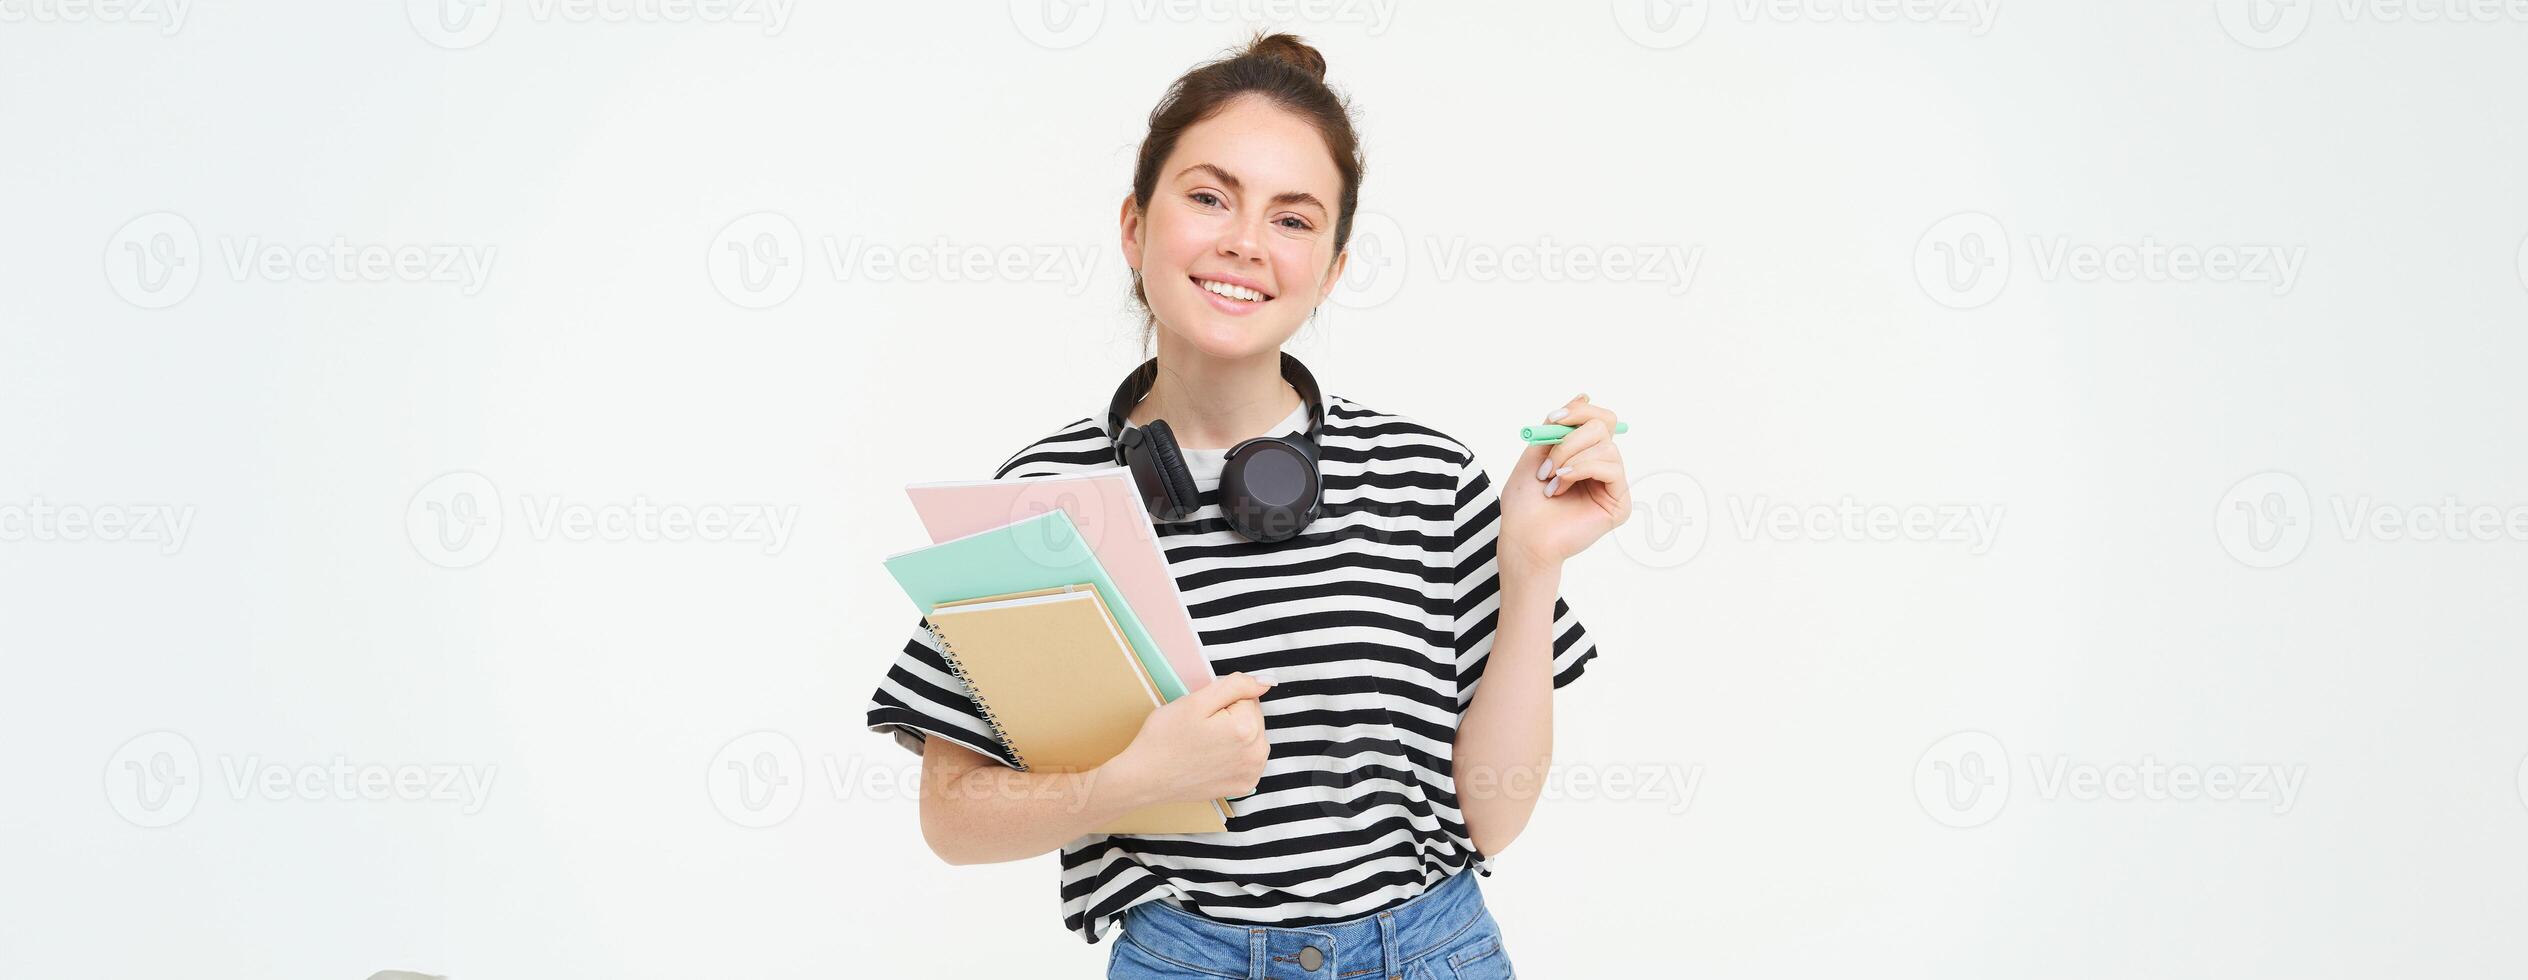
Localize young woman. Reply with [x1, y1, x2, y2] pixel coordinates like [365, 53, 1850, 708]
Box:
[866, 34, 1631, 978]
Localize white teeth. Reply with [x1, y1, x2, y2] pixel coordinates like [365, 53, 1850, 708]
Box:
[1198, 278, 1264, 302]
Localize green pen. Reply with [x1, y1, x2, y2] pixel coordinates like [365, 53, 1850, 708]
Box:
[1520, 422, 1630, 445]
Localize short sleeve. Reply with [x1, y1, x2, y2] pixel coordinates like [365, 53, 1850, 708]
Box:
[1448, 456, 1600, 710]
[865, 618, 1023, 768]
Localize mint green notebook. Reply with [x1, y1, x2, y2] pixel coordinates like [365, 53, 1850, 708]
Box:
[884, 509, 1190, 702]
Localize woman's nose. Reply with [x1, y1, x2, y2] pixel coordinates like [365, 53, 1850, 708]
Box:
[1220, 224, 1264, 261]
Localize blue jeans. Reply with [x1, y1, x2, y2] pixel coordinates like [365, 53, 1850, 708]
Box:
[1107, 870, 1515, 979]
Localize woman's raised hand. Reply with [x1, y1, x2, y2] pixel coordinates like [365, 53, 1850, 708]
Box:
[1498, 393, 1633, 572]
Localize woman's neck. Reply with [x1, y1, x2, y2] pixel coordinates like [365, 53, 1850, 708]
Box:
[1126, 336, 1301, 450]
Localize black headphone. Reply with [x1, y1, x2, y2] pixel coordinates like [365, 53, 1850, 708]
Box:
[1107, 353, 1325, 544]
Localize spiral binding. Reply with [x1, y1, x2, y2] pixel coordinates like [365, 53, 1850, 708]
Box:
[928, 622, 1031, 772]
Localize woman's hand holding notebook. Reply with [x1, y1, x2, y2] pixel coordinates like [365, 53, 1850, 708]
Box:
[922, 586, 1233, 834]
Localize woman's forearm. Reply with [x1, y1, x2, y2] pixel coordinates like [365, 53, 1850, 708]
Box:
[918, 741, 1155, 865]
[1452, 555, 1562, 857]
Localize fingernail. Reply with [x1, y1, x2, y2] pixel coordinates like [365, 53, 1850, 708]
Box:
[1548, 408, 1569, 422]
[1555, 465, 1573, 478]
[1536, 459, 1554, 480]
[1546, 477, 1561, 496]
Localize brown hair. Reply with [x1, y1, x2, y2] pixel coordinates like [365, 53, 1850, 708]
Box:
[1128, 33, 1364, 322]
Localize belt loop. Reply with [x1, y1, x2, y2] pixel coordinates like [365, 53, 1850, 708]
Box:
[1378, 910, 1401, 977]
[1249, 927, 1268, 980]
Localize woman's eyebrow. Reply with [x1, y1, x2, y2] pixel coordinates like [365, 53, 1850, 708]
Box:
[1176, 162, 1327, 214]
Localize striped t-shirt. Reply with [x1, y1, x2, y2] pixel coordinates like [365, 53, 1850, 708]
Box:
[865, 392, 1599, 943]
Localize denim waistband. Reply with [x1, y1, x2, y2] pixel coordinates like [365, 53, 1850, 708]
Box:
[1117, 870, 1490, 979]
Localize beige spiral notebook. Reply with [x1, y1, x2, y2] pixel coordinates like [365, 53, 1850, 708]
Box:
[926, 585, 1231, 835]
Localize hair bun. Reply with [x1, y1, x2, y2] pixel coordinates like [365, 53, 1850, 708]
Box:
[1242, 32, 1327, 82]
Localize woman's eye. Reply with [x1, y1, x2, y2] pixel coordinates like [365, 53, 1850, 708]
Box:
[1277, 216, 1313, 231]
[1190, 191, 1223, 208]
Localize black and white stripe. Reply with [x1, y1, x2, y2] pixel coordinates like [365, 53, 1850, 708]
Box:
[866, 395, 1598, 943]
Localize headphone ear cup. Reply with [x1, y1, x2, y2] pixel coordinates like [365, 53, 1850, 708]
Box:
[1134, 419, 1203, 521]
[1219, 437, 1320, 543]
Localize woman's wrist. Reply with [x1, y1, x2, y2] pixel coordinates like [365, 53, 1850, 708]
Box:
[1089, 751, 1163, 816]
[1497, 537, 1563, 587]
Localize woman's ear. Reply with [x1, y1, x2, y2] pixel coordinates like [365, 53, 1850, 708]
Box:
[1119, 193, 1145, 273]
[1317, 248, 1350, 306]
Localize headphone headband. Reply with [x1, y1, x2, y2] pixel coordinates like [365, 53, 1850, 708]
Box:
[1106, 353, 1324, 461]
[1106, 353, 1328, 543]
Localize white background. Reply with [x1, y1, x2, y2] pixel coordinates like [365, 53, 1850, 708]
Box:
[6, 1, 2528, 976]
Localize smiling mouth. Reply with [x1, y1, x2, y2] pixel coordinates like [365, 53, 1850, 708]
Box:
[1192, 276, 1272, 303]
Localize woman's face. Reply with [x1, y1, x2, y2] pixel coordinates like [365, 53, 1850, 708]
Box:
[1124, 95, 1349, 362]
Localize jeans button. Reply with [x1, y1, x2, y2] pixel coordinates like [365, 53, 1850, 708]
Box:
[1298, 945, 1323, 971]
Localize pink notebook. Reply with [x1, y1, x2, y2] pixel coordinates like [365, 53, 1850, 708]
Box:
[905, 467, 1216, 694]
